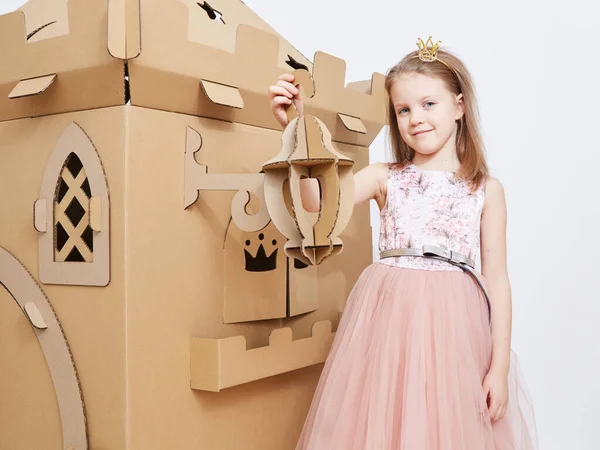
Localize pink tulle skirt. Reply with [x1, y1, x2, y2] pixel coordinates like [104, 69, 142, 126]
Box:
[296, 263, 538, 450]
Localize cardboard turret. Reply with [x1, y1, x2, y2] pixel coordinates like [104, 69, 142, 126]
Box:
[0, 1, 386, 449]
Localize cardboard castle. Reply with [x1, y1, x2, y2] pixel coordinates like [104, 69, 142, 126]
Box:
[0, 0, 386, 448]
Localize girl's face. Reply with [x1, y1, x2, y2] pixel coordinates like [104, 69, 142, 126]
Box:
[390, 73, 464, 157]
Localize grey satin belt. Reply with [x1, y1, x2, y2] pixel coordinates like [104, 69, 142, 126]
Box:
[379, 245, 492, 324]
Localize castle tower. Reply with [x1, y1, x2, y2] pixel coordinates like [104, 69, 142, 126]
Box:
[0, 1, 386, 448]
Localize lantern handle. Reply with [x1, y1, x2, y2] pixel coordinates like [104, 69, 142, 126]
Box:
[285, 69, 315, 124]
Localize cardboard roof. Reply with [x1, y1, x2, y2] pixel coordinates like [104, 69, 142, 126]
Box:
[1, 0, 386, 146]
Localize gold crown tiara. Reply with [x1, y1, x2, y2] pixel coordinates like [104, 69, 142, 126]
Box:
[414, 36, 452, 70]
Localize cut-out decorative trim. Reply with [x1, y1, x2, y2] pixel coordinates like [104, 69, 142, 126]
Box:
[37, 122, 110, 286]
[197, 1, 226, 24]
[26, 21, 57, 40]
[184, 126, 270, 232]
[0, 247, 88, 449]
[190, 320, 335, 392]
[285, 54, 309, 71]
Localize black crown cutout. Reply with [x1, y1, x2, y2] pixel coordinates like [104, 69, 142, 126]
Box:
[243, 233, 311, 272]
[244, 233, 277, 272]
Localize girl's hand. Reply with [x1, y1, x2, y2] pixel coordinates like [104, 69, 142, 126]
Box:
[482, 368, 509, 422]
[268, 73, 304, 128]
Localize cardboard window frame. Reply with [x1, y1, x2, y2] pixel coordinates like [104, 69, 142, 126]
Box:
[36, 122, 110, 286]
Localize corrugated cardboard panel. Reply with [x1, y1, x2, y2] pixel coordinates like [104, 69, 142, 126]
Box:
[0, 289, 63, 450]
[128, 0, 386, 147]
[125, 106, 330, 449]
[0, 248, 87, 449]
[180, 0, 312, 71]
[0, 107, 128, 449]
[0, 1, 125, 122]
[18, 0, 69, 42]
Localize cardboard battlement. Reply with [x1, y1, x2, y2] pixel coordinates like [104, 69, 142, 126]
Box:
[190, 320, 335, 392]
[0, 1, 380, 448]
[1, 0, 387, 146]
[128, 0, 386, 146]
[0, 0, 124, 122]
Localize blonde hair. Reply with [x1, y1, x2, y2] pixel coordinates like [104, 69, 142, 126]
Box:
[385, 48, 488, 188]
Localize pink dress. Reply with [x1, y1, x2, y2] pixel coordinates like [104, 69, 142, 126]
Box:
[295, 163, 538, 450]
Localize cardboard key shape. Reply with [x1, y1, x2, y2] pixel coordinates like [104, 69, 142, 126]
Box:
[263, 69, 355, 265]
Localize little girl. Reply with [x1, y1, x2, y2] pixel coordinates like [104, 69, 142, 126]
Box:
[269, 37, 538, 450]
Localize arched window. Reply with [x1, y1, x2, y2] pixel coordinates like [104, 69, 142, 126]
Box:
[35, 122, 110, 286]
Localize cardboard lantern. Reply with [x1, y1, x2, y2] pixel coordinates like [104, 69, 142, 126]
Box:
[0, 0, 386, 449]
[262, 69, 356, 266]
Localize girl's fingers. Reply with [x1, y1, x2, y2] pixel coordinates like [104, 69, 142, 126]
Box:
[278, 73, 295, 82]
[498, 405, 507, 420]
[269, 85, 294, 99]
[492, 403, 506, 422]
[271, 96, 292, 106]
[276, 79, 299, 96]
[488, 398, 499, 421]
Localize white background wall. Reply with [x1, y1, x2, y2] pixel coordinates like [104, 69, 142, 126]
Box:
[2, 1, 599, 448]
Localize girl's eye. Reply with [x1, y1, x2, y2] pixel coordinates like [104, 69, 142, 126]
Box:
[424, 101, 435, 107]
[397, 108, 408, 115]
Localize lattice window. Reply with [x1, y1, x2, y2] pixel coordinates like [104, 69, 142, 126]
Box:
[36, 122, 110, 286]
[53, 153, 94, 262]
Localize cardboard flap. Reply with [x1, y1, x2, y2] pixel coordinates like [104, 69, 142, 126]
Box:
[288, 258, 318, 317]
[23, 301, 48, 330]
[33, 198, 47, 232]
[223, 221, 287, 323]
[9, 74, 57, 99]
[338, 113, 367, 134]
[200, 80, 244, 109]
[90, 196, 102, 232]
[107, 0, 142, 59]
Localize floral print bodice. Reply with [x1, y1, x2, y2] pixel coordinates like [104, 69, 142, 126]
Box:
[378, 163, 486, 272]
